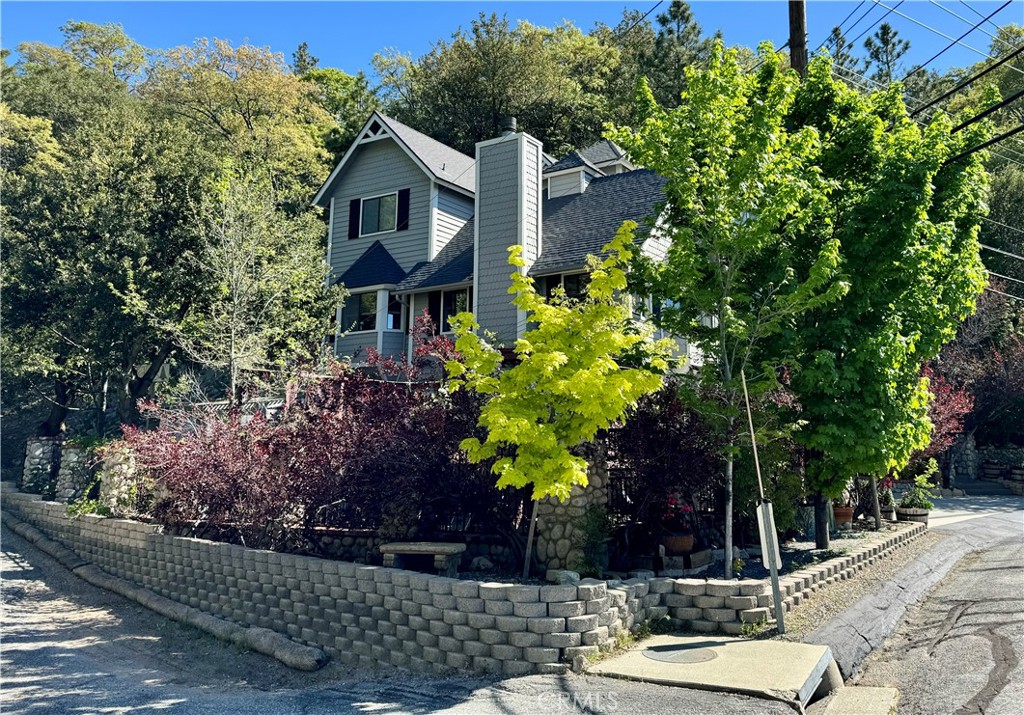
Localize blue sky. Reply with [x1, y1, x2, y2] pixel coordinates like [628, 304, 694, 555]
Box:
[1, 1, 1020, 80]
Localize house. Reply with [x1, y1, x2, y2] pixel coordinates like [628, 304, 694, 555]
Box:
[312, 111, 680, 361]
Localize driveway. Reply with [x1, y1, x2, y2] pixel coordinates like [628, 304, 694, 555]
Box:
[0, 520, 789, 715]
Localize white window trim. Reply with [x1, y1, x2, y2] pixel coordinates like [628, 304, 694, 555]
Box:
[358, 191, 399, 238]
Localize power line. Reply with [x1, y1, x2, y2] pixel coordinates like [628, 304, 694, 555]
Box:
[900, 0, 1012, 83]
[953, 88, 1024, 132]
[958, 0, 1009, 34]
[928, 0, 1015, 53]
[841, 1, 882, 43]
[849, 0, 906, 47]
[945, 122, 1024, 165]
[982, 218, 1024, 237]
[870, 0, 1024, 79]
[816, 0, 867, 51]
[909, 43, 1024, 118]
[617, 0, 664, 39]
[985, 286, 1024, 303]
[987, 270, 1024, 287]
[982, 243, 1024, 261]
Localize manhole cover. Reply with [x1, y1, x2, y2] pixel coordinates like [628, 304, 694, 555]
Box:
[642, 645, 718, 664]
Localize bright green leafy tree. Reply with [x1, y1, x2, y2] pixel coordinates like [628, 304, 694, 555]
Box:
[446, 222, 674, 502]
[608, 42, 847, 576]
[774, 55, 990, 545]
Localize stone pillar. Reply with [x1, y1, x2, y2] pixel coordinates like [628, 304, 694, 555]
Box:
[534, 444, 610, 573]
[21, 437, 61, 497]
[55, 445, 92, 503]
[99, 446, 149, 517]
[948, 433, 977, 486]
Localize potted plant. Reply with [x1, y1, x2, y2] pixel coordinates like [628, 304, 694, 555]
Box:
[896, 461, 938, 526]
[662, 493, 696, 554]
[832, 486, 855, 530]
[879, 477, 896, 520]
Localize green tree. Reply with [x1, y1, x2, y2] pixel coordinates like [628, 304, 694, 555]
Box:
[2, 34, 214, 431]
[608, 42, 846, 576]
[300, 67, 379, 163]
[121, 171, 342, 404]
[777, 56, 990, 546]
[826, 26, 861, 81]
[447, 223, 673, 502]
[142, 39, 332, 209]
[291, 41, 319, 75]
[864, 22, 910, 86]
[374, 14, 619, 156]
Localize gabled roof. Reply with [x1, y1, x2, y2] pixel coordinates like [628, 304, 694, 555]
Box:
[313, 112, 476, 207]
[532, 170, 666, 275]
[543, 150, 605, 176]
[337, 241, 407, 289]
[578, 139, 628, 166]
[396, 169, 667, 292]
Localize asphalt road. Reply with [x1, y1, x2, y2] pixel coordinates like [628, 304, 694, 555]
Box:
[809, 496, 1024, 715]
[0, 520, 790, 715]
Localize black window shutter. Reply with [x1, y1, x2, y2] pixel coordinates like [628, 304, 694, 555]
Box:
[427, 291, 441, 328]
[397, 188, 411, 231]
[348, 199, 361, 239]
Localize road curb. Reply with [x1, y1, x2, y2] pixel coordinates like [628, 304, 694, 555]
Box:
[803, 511, 1020, 679]
[1, 509, 328, 672]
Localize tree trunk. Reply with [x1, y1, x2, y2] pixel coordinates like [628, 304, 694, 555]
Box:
[117, 339, 177, 427]
[38, 379, 75, 437]
[814, 492, 831, 549]
[522, 500, 539, 580]
[724, 425, 735, 579]
[869, 475, 882, 531]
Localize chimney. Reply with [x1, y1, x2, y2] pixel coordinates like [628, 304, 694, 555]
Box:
[473, 125, 543, 346]
[501, 116, 517, 136]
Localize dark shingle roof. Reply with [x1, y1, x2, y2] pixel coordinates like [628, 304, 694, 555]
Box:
[531, 170, 666, 275]
[543, 151, 604, 176]
[578, 139, 626, 166]
[397, 170, 666, 291]
[395, 222, 475, 291]
[377, 114, 476, 194]
[337, 241, 407, 289]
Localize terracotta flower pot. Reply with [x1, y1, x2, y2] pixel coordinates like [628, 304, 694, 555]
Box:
[895, 507, 929, 526]
[833, 505, 854, 529]
[664, 533, 695, 555]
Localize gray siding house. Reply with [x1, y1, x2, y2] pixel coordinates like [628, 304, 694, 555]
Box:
[313, 112, 685, 361]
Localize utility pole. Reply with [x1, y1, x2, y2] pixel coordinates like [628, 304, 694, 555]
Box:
[789, 0, 808, 77]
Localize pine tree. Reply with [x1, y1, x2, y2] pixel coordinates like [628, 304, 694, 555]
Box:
[864, 22, 910, 86]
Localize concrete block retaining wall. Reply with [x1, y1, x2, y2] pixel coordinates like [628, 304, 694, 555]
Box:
[1, 485, 925, 674]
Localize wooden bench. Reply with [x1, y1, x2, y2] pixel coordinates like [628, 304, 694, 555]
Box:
[379, 542, 467, 577]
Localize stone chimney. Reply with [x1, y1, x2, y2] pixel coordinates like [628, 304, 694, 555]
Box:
[473, 123, 543, 346]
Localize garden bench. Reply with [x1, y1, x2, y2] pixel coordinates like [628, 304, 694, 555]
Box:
[379, 541, 467, 577]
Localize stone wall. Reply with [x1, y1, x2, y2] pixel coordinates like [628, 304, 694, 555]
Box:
[946, 433, 978, 486]
[55, 445, 92, 503]
[534, 445, 609, 572]
[21, 437, 61, 497]
[1, 485, 926, 675]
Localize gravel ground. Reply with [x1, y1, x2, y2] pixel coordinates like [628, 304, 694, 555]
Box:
[772, 529, 948, 642]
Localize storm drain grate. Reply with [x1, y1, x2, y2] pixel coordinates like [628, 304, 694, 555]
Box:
[641, 645, 719, 664]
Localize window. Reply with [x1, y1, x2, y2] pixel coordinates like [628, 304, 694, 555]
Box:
[386, 293, 404, 331]
[356, 293, 377, 331]
[442, 288, 470, 331]
[542, 273, 588, 300]
[360, 193, 397, 236]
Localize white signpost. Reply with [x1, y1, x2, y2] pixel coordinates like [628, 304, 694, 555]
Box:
[741, 370, 786, 634]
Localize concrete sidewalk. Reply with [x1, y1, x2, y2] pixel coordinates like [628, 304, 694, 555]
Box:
[589, 634, 842, 709]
